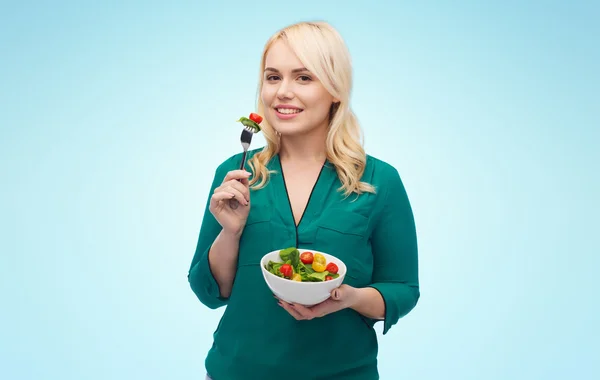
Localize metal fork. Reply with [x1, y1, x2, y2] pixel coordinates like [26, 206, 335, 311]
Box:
[228, 126, 255, 209]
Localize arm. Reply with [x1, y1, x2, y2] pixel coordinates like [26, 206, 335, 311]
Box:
[349, 287, 386, 320]
[363, 166, 420, 334]
[206, 229, 241, 299]
[188, 162, 240, 309]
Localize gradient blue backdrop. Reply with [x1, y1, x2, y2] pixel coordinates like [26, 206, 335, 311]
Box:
[1, 1, 598, 379]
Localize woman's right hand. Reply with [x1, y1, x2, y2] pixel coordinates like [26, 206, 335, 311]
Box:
[209, 169, 252, 238]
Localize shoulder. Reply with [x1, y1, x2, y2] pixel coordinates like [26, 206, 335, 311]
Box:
[362, 154, 412, 205]
[363, 155, 414, 220]
[364, 154, 403, 184]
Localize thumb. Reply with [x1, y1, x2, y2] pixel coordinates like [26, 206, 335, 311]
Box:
[331, 285, 345, 301]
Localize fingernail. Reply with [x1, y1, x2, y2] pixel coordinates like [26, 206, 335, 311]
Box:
[333, 290, 339, 298]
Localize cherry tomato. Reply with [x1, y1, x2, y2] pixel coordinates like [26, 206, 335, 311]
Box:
[326, 262, 338, 274]
[312, 253, 326, 273]
[292, 273, 302, 282]
[249, 113, 263, 124]
[300, 251, 314, 264]
[325, 275, 333, 281]
[279, 264, 293, 278]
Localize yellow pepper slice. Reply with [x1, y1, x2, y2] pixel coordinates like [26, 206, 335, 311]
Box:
[312, 253, 326, 272]
[292, 273, 302, 282]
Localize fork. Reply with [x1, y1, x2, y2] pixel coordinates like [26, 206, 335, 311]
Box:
[228, 125, 255, 209]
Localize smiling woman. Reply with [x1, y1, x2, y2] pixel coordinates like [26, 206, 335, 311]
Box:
[188, 21, 420, 380]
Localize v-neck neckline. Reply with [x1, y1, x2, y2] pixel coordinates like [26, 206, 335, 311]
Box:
[280, 160, 325, 228]
[270, 153, 336, 247]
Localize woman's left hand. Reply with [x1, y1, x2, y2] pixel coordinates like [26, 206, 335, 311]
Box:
[276, 284, 357, 320]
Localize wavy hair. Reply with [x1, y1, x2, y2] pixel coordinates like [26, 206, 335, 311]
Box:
[247, 21, 375, 197]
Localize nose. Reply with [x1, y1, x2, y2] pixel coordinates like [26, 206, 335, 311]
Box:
[276, 79, 294, 100]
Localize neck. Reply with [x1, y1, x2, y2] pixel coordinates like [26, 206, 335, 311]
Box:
[278, 125, 328, 165]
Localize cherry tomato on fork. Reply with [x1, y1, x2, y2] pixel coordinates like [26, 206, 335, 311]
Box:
[249, 113, 263, 124]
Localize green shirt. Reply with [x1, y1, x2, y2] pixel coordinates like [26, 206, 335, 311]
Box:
[188, 149, 420, 380]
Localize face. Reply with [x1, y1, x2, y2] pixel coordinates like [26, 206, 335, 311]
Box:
[260, 39, 338, 137]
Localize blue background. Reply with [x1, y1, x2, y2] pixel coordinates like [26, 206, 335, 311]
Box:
[1, 1, 598, 379]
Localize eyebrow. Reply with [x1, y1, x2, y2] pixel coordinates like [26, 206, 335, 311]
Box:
[264, 67, 309, 74]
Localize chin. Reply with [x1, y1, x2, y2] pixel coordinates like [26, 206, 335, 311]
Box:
[274, 124, 310, 136]
[267, 118, 303, 135]
[267, 110, 324, 137]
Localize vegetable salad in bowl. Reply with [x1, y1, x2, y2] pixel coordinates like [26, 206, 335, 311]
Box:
[264, 247, 340, 282]
[260, 248, 346, 306]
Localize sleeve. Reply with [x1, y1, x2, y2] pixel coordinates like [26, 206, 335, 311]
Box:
[367, 165, 420, 334]
[187, 160, 232, 309]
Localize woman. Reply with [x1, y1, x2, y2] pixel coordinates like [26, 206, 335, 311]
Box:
[188, 21, 420, 380]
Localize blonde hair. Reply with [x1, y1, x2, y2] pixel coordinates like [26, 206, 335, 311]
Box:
[247, 21, 376, 197]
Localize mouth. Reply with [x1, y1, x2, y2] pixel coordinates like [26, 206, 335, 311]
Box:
[274, 106, 303, 115]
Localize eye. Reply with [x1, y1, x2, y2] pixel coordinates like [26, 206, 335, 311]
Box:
[266, 75, 280, 81]
[298, 75, 312, 82]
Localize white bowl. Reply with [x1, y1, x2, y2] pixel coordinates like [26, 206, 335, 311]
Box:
[260, 248, 346, 306]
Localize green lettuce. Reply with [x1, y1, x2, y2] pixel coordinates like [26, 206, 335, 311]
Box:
[264, 247, 340, 282]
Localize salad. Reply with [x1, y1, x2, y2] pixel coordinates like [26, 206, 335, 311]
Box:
[237, 112, 263, 132]
[264, 247, 340, 282]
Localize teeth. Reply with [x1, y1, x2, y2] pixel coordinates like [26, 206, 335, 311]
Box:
[277, 108, 302, 114]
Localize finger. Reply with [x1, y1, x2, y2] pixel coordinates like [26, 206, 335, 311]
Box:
[234, 175, 250, 186]
[288, 303, 316, 320]
[306, 301, 333, 318]
[331, 287, 342, 300]
[214, 184, 247, 206]
[331, 285, 356, 308]
[278, 301, 306, 320]
[289, 303, 315, 319]
[221, 186, 248, 206]
[223, 170, 251, 183]
[215, 180, 250, 201]
[223, 180, 250, 201]
[210, 191, 235, 205]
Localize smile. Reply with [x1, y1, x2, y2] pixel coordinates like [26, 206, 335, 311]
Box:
[275, 108, 303, 114]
